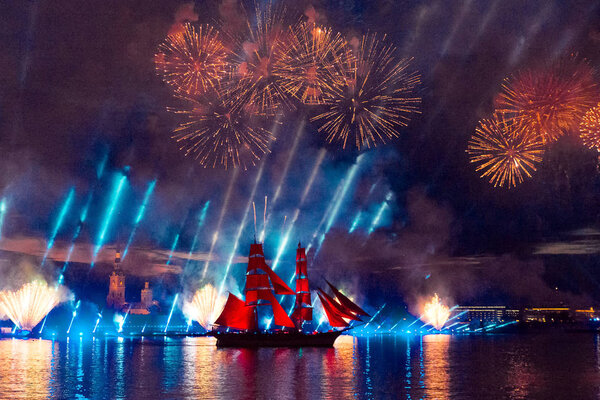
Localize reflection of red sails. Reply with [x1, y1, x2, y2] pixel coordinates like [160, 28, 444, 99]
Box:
[214, 242, 369, 332]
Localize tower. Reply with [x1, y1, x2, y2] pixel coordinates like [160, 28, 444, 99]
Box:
[106, 248, 126, 309]
[141, 282, 153, 309]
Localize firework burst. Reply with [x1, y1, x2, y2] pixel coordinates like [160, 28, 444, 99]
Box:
[169, 88, 275, 169]
[423, 294, 450, 331]
[310, 33, 421, 149]
[182, 284, 226, 330]
[230, 1, 296, 116]
[155, 23, 230, 96]
[274, 23, 355, 105]
[495, 57, 599, 144]
[580, 102, 600, 151]
[467, 113, 545, 188]
[0, 281, 70, 331]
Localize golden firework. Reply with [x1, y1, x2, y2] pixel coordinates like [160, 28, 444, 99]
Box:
[169, 87, 275, 170]
[310, 33, 421, 149]
[274, 22, 355, 105]
[467, 113, 545, 188]
[182, 284, 226, 330]
[0, 281, 69, 331]
[495, 57, 599, 144]
[580, 102, 600, 150]
[423, 294, 450, 331]
[155, 23, 230, 95]
[230, 1, 296, 116]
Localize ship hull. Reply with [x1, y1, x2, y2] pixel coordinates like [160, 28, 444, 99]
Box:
[211, 330, 345, 348]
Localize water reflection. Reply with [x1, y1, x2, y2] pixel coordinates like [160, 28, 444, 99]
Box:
[0, 339, 55, 399]
[0, 335, 599, 399]
[423, 334, 450, 400]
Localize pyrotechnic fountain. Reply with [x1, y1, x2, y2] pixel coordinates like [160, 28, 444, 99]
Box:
[0, 281, 70, 332]
[182, 284, 226, 330]
[423, 294, 450, 331]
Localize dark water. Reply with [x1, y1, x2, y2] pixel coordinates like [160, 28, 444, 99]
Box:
[1, 334, 599, 399]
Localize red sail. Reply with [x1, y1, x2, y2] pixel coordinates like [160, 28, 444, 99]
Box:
[325, 280, 370, 317]
[214, 293, 257, 330]
[264, 265, 295, 295]
[292, 244, 313, 327]
[296, 242, 308, 276]
[291, 307, 312, 321]
[317, 288, 361, 321]
[247, 243, 294, 295]
[264, 291, 295, 328]
[317, 291, 349, 328]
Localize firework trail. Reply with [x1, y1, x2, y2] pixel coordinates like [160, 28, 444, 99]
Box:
[311, 33, 421, 149]
[0, 281, 70, 331]
[467, 113, 544, 188]
[155, 23, 230, 96]
[495, 56, 599, 144]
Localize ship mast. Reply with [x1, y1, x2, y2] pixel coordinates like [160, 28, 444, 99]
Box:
[291, 242, 313, 329]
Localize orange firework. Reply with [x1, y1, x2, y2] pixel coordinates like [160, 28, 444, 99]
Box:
[495, 57, 599, 144]
[310, 33, 421, 149]
[467, 113, 545, 188]
[155, 23, 230, 95]
[423, 294, 450, 330]
[230, 1, 296, 116]
[580, 102, 600, 150]
[169, 87, 275, 170]
[274, 22, 355, 105]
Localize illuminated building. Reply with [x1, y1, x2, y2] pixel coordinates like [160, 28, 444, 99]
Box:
[129, 282, 158, 315]
[524, 307, 571, 323]
[453, 306, 520, 322]
[106, 250, 125, 310]
[453, 306, 507, 322]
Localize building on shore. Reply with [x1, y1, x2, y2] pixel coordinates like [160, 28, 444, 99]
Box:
[106, 249, 159, 314]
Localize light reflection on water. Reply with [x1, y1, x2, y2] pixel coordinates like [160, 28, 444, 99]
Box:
[1, 334, 600, 399]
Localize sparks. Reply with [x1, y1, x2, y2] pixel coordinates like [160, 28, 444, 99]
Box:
[422, 294, 450, 330]
[467, 112, 544, 188]
[311, 33, 421, 149]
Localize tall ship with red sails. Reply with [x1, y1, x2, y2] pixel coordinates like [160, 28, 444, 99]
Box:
[211, 241, 369, 347]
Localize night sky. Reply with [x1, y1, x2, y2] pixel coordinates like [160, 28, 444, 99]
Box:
[1, 0, 600, 312]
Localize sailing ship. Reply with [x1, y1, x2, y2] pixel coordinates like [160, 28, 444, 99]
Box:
[211, 241, 369, 347]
